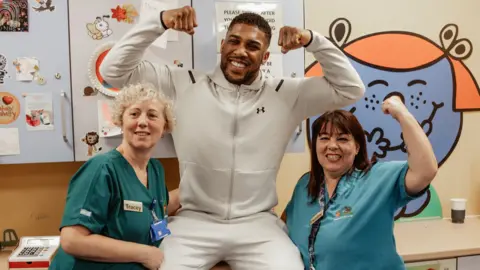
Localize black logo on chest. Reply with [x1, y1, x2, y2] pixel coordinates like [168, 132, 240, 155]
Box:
[256, 107, 265, 114]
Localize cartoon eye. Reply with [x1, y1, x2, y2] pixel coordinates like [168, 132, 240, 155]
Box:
[449, 38, 472, 60]
[329, 18, 351, 48]
[439, 24, 458, 51]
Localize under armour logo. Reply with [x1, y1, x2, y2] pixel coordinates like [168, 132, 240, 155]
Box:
[256, 107, 265, 114]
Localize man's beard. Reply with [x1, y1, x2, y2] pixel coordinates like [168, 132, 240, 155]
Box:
[220, 59, 258, 85]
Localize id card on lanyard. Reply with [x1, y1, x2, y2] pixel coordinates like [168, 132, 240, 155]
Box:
[149, 198, 171, 242]
[308, 184, 338, 270]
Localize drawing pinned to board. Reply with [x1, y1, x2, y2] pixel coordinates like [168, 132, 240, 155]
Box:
[83, 86, 98, 96]
[98, 100, 122, 137]
[0, 0, 28, 32]
[32, 0, 55, 12]
[24, 93, 53, 131]
[0, 54, 8, 84]
[0, 92, 20, 124]
[86, 15, 112, 40]
[81, 131, 102, 157]
[88, 42, 120, 97]
[111, 4, 138, 24]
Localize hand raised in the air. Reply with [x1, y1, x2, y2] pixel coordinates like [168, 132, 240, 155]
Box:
[278, 26, 312, 54]
[161, 6, 198, 35]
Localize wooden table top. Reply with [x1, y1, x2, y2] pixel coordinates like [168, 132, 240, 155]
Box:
[394, 216, 480, 262]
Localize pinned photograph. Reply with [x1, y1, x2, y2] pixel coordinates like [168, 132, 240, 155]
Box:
[32, 0, 55, 12]
[0, 0, 29, 32]
[86, 15, 112, 40]
[0, 92, 20, 124]
[24, 93, 54, 131]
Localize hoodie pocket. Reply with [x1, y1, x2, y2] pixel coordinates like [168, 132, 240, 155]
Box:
[179, 161, 232, 218]
[229, 168, 278, 218]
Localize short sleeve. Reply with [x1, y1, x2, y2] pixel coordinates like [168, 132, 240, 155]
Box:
[392, 161, 429, 209]
[60, 161, 112, 234]
[285, 173, 309, 225]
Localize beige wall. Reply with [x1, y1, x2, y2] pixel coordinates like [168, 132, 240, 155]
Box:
[2, 0, 480, 238]
[298, 0, 480, 218]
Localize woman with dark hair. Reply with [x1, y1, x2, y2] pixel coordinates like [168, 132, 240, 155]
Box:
[283, 96, 438, 270]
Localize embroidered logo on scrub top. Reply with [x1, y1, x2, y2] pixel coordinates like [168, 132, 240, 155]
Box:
[124, 200, 143, 212]
[334, 206, 353, 220]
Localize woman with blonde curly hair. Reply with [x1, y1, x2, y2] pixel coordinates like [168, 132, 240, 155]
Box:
[50, 83, 179, 270]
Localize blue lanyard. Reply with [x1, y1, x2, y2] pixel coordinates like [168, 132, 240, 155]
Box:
[150, 198, 159, 222]
[307, 183, 338, 270]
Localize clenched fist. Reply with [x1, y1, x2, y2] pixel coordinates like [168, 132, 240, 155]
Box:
[278, 26, 312, 54]
[161, 6, 198, 35]
[382, 96, 410, 120]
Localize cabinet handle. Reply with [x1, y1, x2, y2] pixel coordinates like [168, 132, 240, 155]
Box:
[60, 91, 68, 142]
[296, 123, 302, 136]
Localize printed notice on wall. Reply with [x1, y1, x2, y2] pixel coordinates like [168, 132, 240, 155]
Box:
[215, 2, 283, 53]
[0, 128, 20, 156]
[216, 53, 283, 78]
[24, 93, 54, 131]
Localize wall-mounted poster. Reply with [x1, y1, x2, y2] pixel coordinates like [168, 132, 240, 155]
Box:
[215, 1, 282, 53]
[0, 0, 29, 32]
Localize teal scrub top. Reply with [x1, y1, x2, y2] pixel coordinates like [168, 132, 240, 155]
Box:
[49, 149, 169, 270]
[285, 161, 428, 270]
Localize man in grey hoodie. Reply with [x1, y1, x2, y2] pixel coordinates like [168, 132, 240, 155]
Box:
[100, 5, 365, 270]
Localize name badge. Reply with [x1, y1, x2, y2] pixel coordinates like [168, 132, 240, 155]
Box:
[124, 200, 143, 212]
[150, 219, 171, 242]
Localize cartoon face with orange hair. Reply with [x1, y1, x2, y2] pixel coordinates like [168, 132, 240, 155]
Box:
[306, 18, 480, 220]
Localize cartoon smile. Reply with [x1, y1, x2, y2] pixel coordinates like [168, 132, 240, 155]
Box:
[306, 17, 480, 221]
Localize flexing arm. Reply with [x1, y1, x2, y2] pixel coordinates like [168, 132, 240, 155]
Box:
[61, 226, 162, 269]
[279, 27, 365, 120]
[382, 97, 438, 194]
[99, 6, 197, 99]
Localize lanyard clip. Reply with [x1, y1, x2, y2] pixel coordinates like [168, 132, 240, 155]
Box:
[150, 198, 160, 222]
[150, 198, 157, 210]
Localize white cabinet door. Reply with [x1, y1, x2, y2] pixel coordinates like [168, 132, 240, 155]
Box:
[458, 255, 480, 270]
[406, 258, 457, 270]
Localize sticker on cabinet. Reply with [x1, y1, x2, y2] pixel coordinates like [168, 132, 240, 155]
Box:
[0, 92, 20, 124]
[111, 4, 138, 24]
[32, 0, 55, 12]
[86, 15, 112, 40]
[0, 54, 8, 84]
[81, 131, 102, 157]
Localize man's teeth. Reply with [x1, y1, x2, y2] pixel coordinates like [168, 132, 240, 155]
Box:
[326, 154, 341, 161]
[136, 132, 148, 135]
[231, 61, 246, 68]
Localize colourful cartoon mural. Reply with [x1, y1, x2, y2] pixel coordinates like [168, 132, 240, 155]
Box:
[305, 18, 480, 221]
